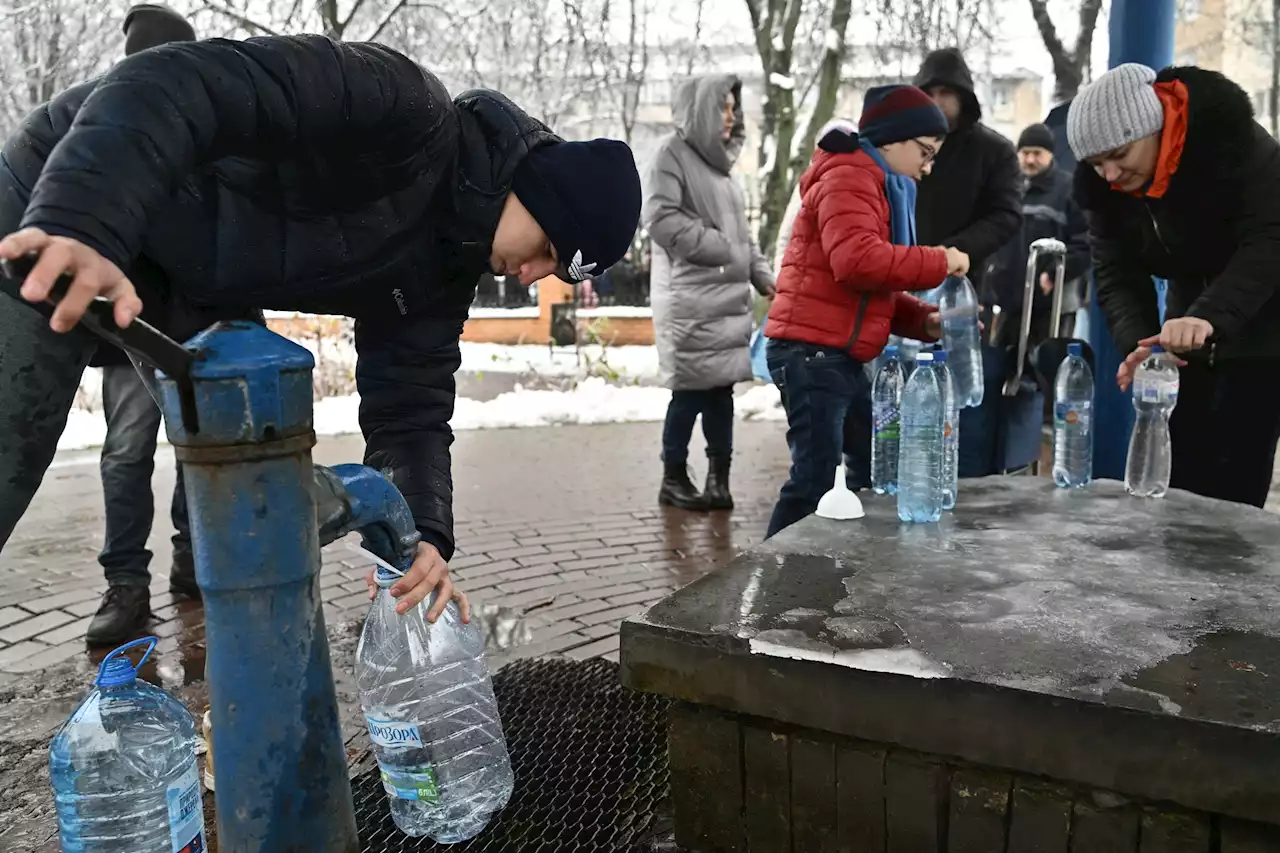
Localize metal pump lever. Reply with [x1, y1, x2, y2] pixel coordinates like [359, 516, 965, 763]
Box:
[0, 253, 201, 432]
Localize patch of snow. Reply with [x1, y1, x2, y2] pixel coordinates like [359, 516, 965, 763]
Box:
[824, 27, 842, 53]
[748, 639, 952, 679]
[759, 134, 778, 178]
[575, 306, 653, 319]
[459, 342, 660, 378]
[769, 72, 795, 91]
[467, 307, 540, 319]
[737, 383, 786, 421]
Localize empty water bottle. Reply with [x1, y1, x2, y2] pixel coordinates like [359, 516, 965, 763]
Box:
[49, 637, 206, 853]
[898, 351, 945, 523]
[933, 349, 959, 509]
[1053, 342, 1094, 488]
[1125, 346, 1180, 498]
[358, 563, 514, 842]
[937, 275, 984, 407]
[872, 345, 904, 495]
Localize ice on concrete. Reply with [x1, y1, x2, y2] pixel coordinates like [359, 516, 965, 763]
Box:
[749, 637, 951, 679]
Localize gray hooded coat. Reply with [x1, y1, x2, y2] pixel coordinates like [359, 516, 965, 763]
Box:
[643, 74, 774, 391]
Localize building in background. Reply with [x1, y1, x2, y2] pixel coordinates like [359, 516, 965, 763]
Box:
[1175, 0, 1279, 134]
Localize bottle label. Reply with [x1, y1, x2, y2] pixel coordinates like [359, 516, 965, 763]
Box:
[365, 715, 424, 749]
[1133, 378, 1178, 406]
[167, 761, 206, 853]
[378, 765, 440, 803]
[943, 421, 954, 444]
[1054, 400, 1093, 427]
[874, 403, 900, 439]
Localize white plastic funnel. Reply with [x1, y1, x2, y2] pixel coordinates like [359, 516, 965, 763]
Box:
[815, 463, 865, 520]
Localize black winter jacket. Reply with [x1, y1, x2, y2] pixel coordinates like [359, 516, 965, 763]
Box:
[0, 35, 561, 559]
[913, 48, 1023, 293]
[1075, 65, 1280, 362]
[985, 165, 1090, 317]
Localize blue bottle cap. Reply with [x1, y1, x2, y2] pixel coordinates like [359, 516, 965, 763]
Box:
[933, 350, 948, 363]
[1068, 342, 1083, 357]
[1150, 345, 1165, 354]
[883, 345, 899, 356]
[95, 636, 158, 688]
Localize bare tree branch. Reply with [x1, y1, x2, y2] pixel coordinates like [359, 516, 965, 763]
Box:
[198, 0, 281, 36]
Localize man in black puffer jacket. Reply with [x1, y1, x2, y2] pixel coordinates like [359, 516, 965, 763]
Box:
[913, 47, 1023, 300]
[0, 36, 641, 618]
[1070, 63, 1280, 508]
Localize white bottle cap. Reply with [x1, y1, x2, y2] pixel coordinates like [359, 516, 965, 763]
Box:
[916, 352, 934, 363]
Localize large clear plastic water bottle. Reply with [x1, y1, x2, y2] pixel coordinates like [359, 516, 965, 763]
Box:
[358, 564, 514, 842]
[871, 345, 904, 495]
[937, 275, 984, 407]
[897, 351, 945, 523]
[1053, 342, 1094, 489]
[49, 637, 206, 853]
[1125, 346, 1180, 498]
[933, 349, 959, 509]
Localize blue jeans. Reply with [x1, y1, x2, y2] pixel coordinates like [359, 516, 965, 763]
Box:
[662, 386, 734, 464]
[98, 364, 191, 587]
[765, 340, 872, 537]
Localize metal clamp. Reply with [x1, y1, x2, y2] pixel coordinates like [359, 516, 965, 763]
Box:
[0, 253, 201, 432]
[1004, 237, 1066, 397]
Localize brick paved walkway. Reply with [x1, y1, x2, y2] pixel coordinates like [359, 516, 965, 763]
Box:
[0, 420, 792, 679]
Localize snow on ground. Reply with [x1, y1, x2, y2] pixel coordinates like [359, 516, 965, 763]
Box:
[458, 342, 660, 379]
[58, 353, 786, 452]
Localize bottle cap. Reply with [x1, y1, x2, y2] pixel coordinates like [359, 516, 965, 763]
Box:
[95, 636, 158, 688]
[916, 352, 934, 363]
[1067, 342, 1083, 357]
[933, 350, 948, 363]
[1150, 345, 1165, 354]
[883, 345, 899, 356]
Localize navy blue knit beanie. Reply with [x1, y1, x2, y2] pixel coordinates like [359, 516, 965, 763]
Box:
[123, 4, 196, 55]
[858, 85, 949, 147]
[512, 139, 641, 282]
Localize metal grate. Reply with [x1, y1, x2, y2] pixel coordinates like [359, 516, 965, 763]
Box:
[356, 657, 674, 853]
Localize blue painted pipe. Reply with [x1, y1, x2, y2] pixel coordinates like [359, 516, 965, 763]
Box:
[157, 321, 359, 853]
[1090, 0, 1176, 479]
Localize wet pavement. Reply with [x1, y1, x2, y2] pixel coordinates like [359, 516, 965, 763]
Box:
[0, 420, 790, 850]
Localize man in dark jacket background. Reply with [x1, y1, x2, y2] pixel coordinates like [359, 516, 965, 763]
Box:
[913, 47, 1023, 301]
[0, 35, 641, 621]
[1070, 62, 1280, 508]
[82, 3, 202, 645]
[986, 122, 1089, 349]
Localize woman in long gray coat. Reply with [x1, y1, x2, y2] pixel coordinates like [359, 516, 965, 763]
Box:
[643, 74, 775, 511]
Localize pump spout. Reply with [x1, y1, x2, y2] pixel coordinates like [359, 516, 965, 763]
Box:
[314, 464, 421, 571]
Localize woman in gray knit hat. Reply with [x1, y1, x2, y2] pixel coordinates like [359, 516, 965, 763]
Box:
[1069, 62, 1280, 508]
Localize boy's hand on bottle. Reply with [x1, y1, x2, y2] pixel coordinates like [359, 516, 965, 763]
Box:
[943, 247, 970, 276]
[925, 312, 943, 338]
[1139, 317, 1213, 353]
[365, 541, 471, 624]
[1117, 345, 1188, 391]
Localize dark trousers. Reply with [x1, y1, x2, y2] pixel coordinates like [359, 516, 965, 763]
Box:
[98, 365, 191, 587]
[1169, 360, 1280, 508]
[765, 339, 872, 537]
[662, 385, 735, 465]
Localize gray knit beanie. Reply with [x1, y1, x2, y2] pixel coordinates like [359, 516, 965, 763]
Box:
[1067, 64, 1164, 161]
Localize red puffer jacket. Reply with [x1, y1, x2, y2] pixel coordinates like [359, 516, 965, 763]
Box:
[765, 146, 948, 362]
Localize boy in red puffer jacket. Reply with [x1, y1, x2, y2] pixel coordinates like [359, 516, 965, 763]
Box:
[764, 84, 971, 536]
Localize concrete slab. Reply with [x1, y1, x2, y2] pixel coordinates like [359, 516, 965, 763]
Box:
[621, 476, 1280, 825]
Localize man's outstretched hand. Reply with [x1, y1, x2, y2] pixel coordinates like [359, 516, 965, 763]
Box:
[365, 541, 471, 624]
[0, 228, 140, 332]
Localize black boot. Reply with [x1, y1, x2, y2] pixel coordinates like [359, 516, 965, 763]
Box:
[659, 463, 709, 510]
[169, 551, 201, 600]
[704, 456, 734, 510]
[85, 585, 152, 647]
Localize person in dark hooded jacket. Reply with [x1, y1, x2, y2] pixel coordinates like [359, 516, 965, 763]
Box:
[0, 35, 641, 621]
[913, 48, 1023, 299]
[1070, 62, 1280, 509]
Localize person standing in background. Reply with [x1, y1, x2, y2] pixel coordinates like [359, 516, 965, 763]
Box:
[913, 48, 1023, 306]
[644, 74, 776, 512]
[985, 123, 1090, 349]
[86, 3, 201, 646]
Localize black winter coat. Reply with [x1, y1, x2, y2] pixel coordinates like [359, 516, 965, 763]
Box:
[1075, 65, 1280, 362]
[0, 35, 560, 559]
[912, 48, 1023, 293]
[985, 165, 1090, 317]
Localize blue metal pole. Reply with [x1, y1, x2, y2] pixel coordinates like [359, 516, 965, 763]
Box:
[1090, 0, 1176, 479]
[157, 320, 359, 853]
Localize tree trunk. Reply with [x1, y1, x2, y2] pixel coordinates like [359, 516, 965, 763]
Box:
[1028, 0, 1103, 102]
[746, 0, 804, 259]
